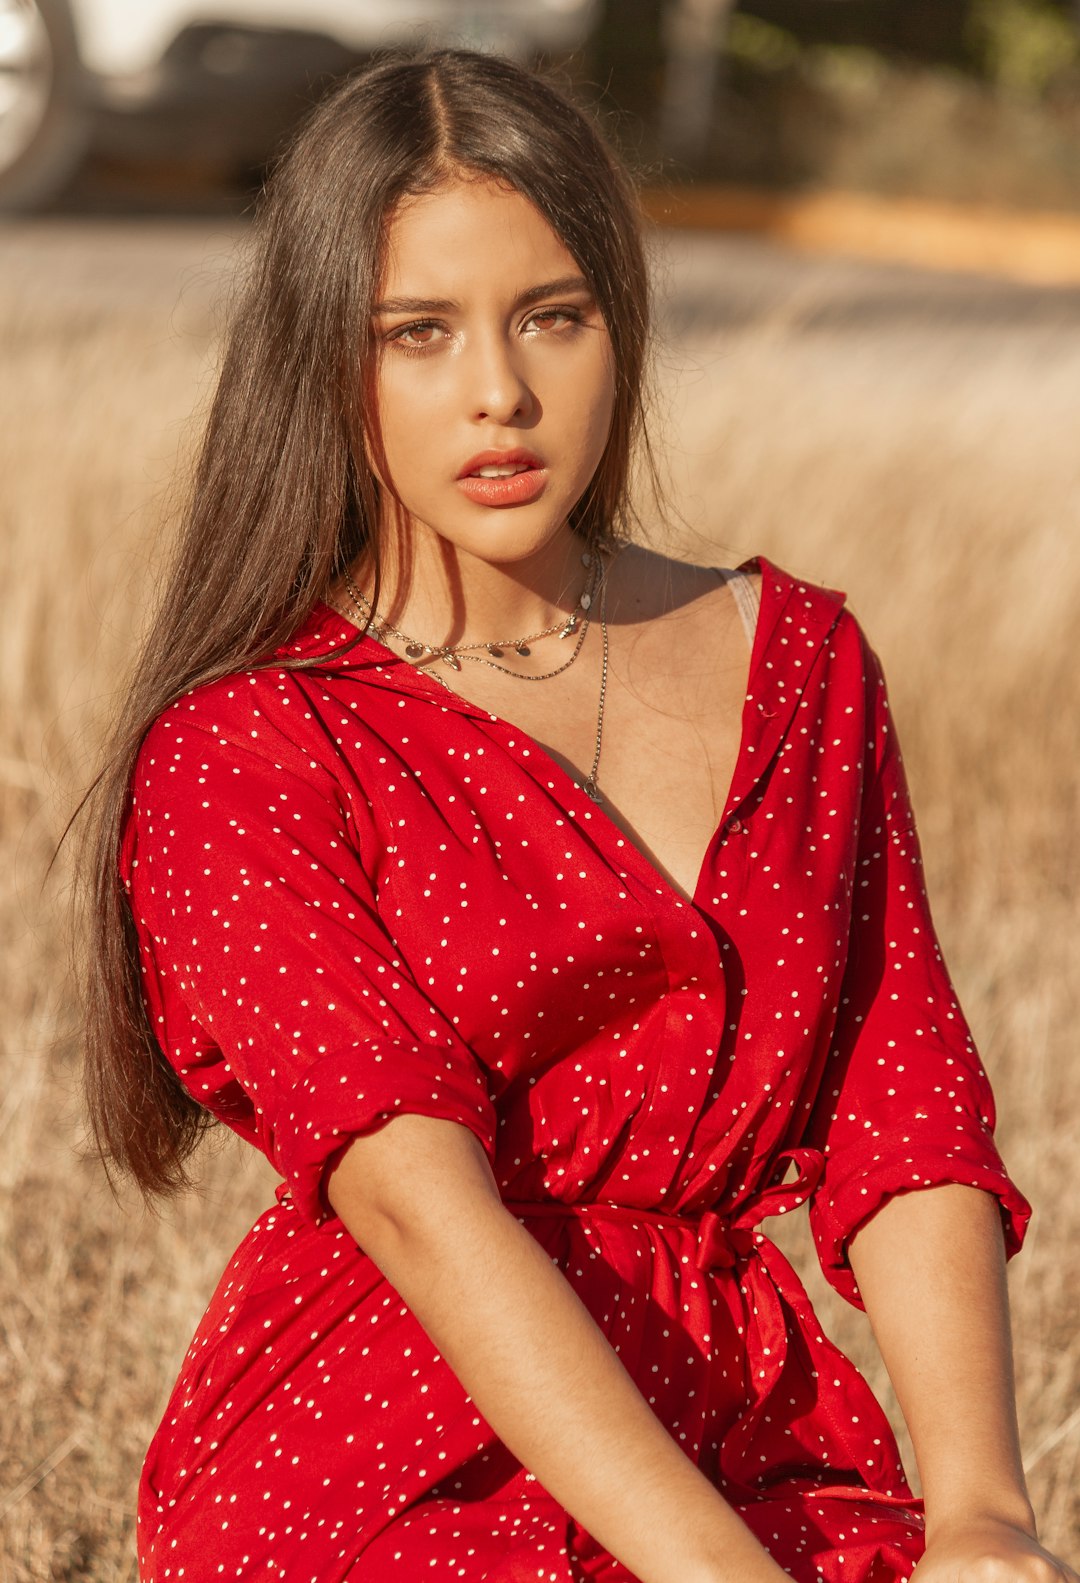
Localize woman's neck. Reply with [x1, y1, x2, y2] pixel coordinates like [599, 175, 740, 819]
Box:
[347, 522, 597, 649]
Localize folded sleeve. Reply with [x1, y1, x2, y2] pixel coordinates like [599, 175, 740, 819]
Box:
[120, 677, 498, 1232]
[804, 637, 1032, 1307]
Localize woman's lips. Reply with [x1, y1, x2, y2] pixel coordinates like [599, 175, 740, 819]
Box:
[455, 465, 548, 507]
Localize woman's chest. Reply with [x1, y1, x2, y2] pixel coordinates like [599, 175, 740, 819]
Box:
[345, 691, 861, 1081]
[399, 603, 752, 907]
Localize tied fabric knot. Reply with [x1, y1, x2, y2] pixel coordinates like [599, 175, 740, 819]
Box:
[690, 1146, 823, 1266]
[696, 1148, 830, 1480]
[694, 1213, 755, 1270]
[695, 1145, 826, 1272]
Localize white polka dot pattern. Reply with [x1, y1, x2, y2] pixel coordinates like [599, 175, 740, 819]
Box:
[119, 556, 1030, 1582]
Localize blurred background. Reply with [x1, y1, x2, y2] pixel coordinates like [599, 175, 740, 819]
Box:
[2, 2, 1079, 1578]
[4, 0, 1080, 218]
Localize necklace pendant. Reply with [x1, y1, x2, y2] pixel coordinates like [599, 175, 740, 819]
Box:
[580, 591, 592, 612]
[405, 642, 426, 659]
[515, 643, 530, 657]
[583, 779, 604, 803]
[442, 651, 462, 671]
[487, 643, 504, 657]
[559, 612, 579, 638]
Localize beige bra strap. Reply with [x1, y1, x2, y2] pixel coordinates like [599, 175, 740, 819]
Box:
[715, 566, 761, 650]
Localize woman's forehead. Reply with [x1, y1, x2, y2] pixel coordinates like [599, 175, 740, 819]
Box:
[376, 178, 579, 304]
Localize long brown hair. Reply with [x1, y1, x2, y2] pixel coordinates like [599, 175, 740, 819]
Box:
[76, 47, 655, 1203]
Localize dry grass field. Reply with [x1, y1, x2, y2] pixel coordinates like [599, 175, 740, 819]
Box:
[1, 220, 1077, 1579]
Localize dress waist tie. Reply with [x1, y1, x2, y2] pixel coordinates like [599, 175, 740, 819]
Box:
[503, 1149, 909, 1500]
[502, 1146, 824, 1270]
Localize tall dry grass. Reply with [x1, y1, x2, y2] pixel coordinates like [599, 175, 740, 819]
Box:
[1, 220, 1077, 1579]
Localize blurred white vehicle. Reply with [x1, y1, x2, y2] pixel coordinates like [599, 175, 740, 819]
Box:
[0, 0, 599, 209]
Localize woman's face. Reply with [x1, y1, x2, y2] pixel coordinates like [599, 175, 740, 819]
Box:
[368, 174, 617, 568]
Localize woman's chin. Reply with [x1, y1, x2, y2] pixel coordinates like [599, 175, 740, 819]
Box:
[407, 504, 583, 569]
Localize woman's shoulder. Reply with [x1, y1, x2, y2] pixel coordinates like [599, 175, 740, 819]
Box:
[613, 542, 852, 631]
[131, 663, 340, 812]
[135, 603, 366, 760]
[615, 544, 886, 714]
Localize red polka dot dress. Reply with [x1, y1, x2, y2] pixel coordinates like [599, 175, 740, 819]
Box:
[120, 556, 1030, 1583]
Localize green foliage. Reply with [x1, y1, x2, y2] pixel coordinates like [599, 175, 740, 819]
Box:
[803, 44, 891, 103]
[966, 0, 1080, 97]
[726, 14, 801, 72]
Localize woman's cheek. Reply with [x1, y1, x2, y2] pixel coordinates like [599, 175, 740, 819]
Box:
[377, 367, 447, 457]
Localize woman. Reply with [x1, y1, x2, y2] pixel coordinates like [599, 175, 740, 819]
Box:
[79, 48, 1072, 1583]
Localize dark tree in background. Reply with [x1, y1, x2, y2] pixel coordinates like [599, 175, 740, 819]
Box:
[590, 0, 984, 164]
[587, 0, 1080, 196]
[587, 0, 665, 144]
[737, 0, 975, 65]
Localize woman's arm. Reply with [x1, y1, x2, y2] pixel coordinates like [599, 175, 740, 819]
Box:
[848, 1183, 1077, 1580]
[328, 1113, 790, 1583]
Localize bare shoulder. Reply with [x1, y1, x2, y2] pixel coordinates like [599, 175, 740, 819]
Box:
[607, 541, 760, 624]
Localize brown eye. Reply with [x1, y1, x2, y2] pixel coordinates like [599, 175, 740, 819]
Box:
[523, 306, 583, 336]
[389, 321, 444, 350]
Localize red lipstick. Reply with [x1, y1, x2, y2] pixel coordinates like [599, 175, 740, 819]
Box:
[455, 448, 547, 508]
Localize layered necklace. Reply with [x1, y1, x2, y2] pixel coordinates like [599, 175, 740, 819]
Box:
[336, 545, 614, 803]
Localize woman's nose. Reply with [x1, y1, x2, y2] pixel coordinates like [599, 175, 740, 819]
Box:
[467, 334, 534, 425]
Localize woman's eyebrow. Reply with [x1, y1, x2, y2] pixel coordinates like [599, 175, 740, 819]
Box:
[516, 275, 593, 308]
[371, 275, 593, 315]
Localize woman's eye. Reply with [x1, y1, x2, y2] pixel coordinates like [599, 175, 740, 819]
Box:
[524, 307, 582, 335]
[384, 307, 582, 351]
[388, 321, 444, 350]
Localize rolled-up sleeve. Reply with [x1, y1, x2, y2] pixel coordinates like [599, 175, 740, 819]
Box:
[805, 639, 1031, 1307]
[121, 680, 497, 1231]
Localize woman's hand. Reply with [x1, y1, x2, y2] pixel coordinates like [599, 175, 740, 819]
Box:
[912, 1515, 1079, 1583]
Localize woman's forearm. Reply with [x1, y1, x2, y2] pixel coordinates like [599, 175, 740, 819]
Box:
[847, 1182, 1036, 1539]
[327, 1113, 788, 1583]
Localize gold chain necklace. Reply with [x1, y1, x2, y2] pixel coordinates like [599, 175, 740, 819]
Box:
[582, 566, 610, 802]
[334, 545, 614, 802]
[341, 550, 601, 684]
